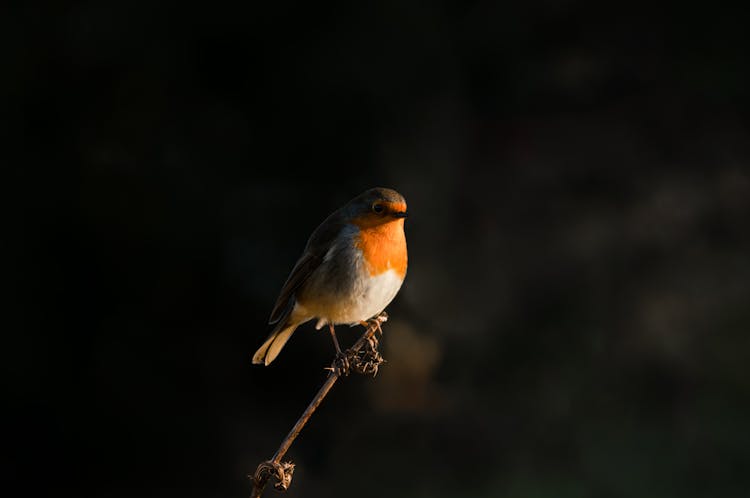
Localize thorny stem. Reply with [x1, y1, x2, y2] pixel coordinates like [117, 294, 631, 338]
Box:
[250, 312, 388, 498]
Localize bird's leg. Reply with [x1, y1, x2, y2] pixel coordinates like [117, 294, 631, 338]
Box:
[368, 311, 388, 336]
[328, 324, 349, 376]
[360, 311, 387, 348]
[328, 323, 343, 355]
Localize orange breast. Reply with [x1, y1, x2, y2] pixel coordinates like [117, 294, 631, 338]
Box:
[353, 218, 407, 278]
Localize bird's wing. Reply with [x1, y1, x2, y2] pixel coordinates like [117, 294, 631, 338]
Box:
[268, 211, 345, 325]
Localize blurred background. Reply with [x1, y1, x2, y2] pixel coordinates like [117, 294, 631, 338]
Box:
[8, 1, 750, 497]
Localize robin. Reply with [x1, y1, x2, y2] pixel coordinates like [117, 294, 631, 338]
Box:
[252, 187, 408, 366]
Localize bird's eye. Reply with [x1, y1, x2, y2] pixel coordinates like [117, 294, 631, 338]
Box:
[372, 203, 384, 214]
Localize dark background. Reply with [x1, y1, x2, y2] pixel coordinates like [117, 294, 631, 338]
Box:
[8, 1, 750, 497]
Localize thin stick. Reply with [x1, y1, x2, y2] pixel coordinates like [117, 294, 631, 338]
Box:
[250, 313, 387, 498]
[271, 370, 339, 464]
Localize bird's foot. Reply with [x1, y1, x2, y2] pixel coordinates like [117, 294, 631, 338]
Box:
[327, 312, 388, 377]
[360, 311, 388, 336]
[347, 312, 387, 375]
[326, 351, 351, 377]
[366, 333, 379, 351]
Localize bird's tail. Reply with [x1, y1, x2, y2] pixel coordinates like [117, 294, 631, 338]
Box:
[252, 322, 298, 366]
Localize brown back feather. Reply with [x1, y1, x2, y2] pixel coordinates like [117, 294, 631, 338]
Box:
[267, 209, 346, 325]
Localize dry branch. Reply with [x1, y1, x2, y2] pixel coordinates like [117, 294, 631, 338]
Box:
[250, 312, 388, 497]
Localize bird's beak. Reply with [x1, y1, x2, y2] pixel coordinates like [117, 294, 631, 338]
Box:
[392, 211, 408, 218]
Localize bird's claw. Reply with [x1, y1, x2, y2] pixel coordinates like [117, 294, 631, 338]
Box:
[366, 334, 379, 351]
[327, 312, 388, 377]
[361, 312, 387, 336]
[330, 351, 351, 377]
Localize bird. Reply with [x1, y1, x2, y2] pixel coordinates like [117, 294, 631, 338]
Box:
[252, 187, 408, 366]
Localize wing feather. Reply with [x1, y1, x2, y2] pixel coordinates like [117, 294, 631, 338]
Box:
[267, 210, 346, 324]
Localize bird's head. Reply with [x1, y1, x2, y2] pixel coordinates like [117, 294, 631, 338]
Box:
[347, 187, 408, 228]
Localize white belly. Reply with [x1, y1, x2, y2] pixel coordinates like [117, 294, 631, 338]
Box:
[351, 269, 404, 322]
[308, 269, 404, 328]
